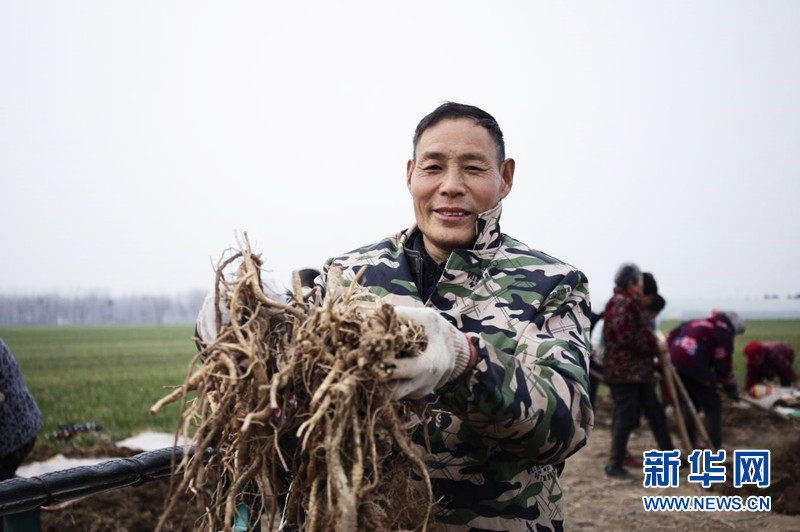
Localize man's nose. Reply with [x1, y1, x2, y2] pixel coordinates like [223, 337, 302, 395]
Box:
[439, 167, 466, 195]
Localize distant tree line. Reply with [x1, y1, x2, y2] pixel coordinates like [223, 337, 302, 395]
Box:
[3, 291, 798, 327]
[0, 292, 207, 327]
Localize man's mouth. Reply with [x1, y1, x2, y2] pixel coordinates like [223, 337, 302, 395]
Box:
[434, 208, 471, 218]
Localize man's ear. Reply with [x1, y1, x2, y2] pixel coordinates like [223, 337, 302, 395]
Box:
[499, 158, 515, 199]
[406, 159, 415, 191]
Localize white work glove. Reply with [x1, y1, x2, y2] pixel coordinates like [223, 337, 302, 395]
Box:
[196, 288, 231, 344]
[391, 306, 473, 400]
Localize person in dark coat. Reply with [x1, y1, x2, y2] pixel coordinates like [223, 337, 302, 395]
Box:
[0, 338, 43, 480]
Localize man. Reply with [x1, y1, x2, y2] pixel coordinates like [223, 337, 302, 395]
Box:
[602, 263, 675, 478]
[641, 272, 670, 404]
[320, 102, 593, 530]
[200, 102, 593, 531]
[641, 272, 664, 330]
[743, 340, 797, 391]
[667, 310, 745, 450]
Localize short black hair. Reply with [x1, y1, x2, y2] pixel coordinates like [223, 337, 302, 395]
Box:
[412, 102, 506, 165]
[643, 272, 658, 296]
[646, 294, 666, 314]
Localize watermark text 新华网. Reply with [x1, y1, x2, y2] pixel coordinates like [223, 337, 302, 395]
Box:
[639, 449, 771, 512]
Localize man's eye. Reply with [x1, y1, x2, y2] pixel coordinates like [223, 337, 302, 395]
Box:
[466, 166, 485, 172]
[423, 165, 442, 171]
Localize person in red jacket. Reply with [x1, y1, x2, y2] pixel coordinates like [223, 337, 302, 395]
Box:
[667, 310, 744, 450]
[743, 341, 797, 391]
[603, 263, 675, 478]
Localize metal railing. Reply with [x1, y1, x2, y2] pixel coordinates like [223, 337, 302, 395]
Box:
[0, 446, 205, 531]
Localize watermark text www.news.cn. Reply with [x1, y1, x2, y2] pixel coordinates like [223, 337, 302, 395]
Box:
[639, 449, 771, 512]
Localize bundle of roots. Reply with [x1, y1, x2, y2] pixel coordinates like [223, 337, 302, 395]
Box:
[151, 236, 434, 532]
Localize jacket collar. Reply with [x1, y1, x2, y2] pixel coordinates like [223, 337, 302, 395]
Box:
[399, 201, 504, 254]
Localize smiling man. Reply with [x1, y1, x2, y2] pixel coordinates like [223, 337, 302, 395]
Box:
[198, 102, 595, 530]
[318, 102, 594, 531]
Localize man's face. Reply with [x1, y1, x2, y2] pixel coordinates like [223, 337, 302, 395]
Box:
[406, 118, 514, 263]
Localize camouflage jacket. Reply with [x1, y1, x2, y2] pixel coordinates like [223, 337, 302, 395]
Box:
[320, 203, 593, 531]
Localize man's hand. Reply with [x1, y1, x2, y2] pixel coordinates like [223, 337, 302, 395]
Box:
[0, 391, 5, 408]
[390, 306, 473, 400]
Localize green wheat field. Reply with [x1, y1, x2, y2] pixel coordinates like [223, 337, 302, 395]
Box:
[1, 320, 798, 450]
[1, 325, 195, 447]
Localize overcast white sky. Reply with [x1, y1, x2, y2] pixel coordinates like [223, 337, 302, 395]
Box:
[2, 1, 798, 310]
